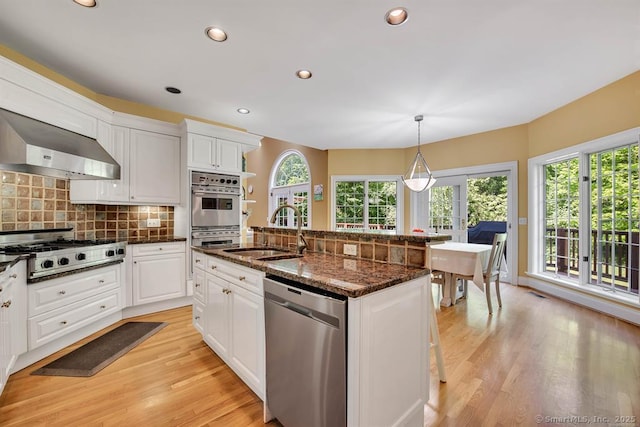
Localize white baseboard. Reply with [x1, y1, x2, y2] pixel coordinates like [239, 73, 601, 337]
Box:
[519, 275, 640, 326]
[122, 296, 192, 319]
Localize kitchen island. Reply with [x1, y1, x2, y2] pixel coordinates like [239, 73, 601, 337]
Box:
[192, 238, 442, 427]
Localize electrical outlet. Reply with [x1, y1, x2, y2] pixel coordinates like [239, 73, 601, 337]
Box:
[343, 259, 357, 270]
[343, 243, 357, 256]
[146, 218, 161, 228]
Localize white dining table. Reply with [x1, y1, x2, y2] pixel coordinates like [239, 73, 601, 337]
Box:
[429, 242, 495, 307]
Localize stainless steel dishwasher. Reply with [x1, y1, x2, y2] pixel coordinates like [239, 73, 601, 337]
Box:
[264, 275, 347, 427]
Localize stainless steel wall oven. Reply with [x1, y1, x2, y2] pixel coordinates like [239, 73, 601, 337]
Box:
[190, 171, 241, 247]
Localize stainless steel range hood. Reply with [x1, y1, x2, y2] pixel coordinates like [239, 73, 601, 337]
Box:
[0, 108, 120, 180]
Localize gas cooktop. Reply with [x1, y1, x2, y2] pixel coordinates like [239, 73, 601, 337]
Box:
[0, 228, 126, 280]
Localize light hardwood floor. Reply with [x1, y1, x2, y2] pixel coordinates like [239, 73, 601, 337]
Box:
[1, 284, 638, 426]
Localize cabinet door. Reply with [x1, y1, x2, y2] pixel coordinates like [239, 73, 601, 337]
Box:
[204, 274, 229, 357]
[132, 252, 186, 305]
[216, 138, 242, 173]
[98, 125, 129, 202]
[0, 285, 10, 392]
[129, 129, 181, 204]
[188, 134, 216, 172]
[230, 284, 265, 398]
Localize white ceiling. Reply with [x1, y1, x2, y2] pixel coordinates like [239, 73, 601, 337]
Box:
[0, 0, 638, 150]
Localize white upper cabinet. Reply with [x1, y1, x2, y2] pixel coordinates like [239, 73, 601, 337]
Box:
[71, 115, 181, 205]
[188, 134, 242, 173]
[129, 128, 180, 204]
[181, 119, 262, 174]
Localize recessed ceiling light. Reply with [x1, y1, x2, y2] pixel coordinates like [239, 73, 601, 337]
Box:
[296, 69, 312, 79]
[165, 87, 181, 94]
[73, 0, 96, 7]
[237, 108, 250, 114]
[385, 7, 408, 26]
[205, 26, 228, 42]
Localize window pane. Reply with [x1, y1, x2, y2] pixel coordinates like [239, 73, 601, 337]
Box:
[544, 158, 580, 279]
[368, 181, 397, 232]
[336, 181, 365, 231]
[590, 144, 639, 294]
[274, 153, 310, 187]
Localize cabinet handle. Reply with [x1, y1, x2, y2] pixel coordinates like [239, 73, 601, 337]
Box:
[195, 316, 200, 320]
[131, 196, 135, 199]
[60, 321, 68, 325]
[59, 290, 66, 295]
[99, 280, 105, 284]
[159, 247, 163, 250]
[1, 300, 11, 308]
[195, 283, 201, 287]
[238, 276, 246, 281]
[9, 274, 17, 279]
[195, 259, 201, 263]
[210, 265, 217, 270]
[100, 305, 106, 309]
[134, 261, 137, 264]
[0, 287, 2, 293]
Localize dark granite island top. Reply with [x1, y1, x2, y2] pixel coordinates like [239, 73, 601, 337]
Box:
[192, 247, 430, 298]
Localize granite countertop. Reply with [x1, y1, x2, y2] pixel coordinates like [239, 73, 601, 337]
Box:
[193, 246, 430, 298]
[125, 236, 187, 245]
[0, 254, 29, 274]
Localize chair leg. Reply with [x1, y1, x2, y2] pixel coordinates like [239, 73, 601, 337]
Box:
[495, 278, 502, 308]
[485, 280, 493, 314]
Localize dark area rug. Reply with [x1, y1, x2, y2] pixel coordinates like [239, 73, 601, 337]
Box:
[31, 321, 167, 377]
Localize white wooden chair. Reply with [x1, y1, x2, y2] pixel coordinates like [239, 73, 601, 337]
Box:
[453, 232, 507, 314]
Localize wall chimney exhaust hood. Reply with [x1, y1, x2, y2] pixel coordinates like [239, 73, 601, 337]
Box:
[0, 108, 120, 180]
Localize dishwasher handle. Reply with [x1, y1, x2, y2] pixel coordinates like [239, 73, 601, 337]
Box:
[265, 291, 341, 329]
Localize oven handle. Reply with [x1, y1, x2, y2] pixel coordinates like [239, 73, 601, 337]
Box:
[192, 190, 240, 197]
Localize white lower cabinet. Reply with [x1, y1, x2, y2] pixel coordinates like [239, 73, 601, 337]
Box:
[192, 250, 265, 399]
[27, 264, 121, 350]
[131, 242, 186, 306]
[0, 261, 27, 396]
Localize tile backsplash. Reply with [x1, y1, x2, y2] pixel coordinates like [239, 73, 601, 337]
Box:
[0, 171, 174, 240]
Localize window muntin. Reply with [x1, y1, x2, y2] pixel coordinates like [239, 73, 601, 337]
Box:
[531, 132, 639, 301]
[269, 151, 311, 229]
[590, 144, 639, 294]
[544, 158, 580, 280]
[334, 178, 401, 233]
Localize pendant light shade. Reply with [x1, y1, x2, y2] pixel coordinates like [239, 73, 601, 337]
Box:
[402, 115, 436, 192]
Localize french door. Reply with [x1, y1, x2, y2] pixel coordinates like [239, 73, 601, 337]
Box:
[425, 176, 468, 242]
[411, 162, 517, 285]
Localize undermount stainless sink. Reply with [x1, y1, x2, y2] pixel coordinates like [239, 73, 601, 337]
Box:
[256, 253, 303, 261]
[223, 247, 292, 258]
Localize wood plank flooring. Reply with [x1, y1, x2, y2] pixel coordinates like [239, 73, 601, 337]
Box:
[1, 284, 639, 426]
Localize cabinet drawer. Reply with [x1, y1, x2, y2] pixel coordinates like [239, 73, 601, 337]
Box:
[28, 266, 119, 317]
[192, 251, 207, 271]
[28, 288, 120, 349]
[131, 242, 185, 256]
[206, 257, 263, 295]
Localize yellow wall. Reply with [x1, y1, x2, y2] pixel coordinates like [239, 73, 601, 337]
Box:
[245, 137, 328, 230]
[529, 70, 640, 156]
[3, 44, 640, 283]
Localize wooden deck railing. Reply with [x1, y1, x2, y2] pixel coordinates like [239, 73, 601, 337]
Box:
[545, 228, 639, 294]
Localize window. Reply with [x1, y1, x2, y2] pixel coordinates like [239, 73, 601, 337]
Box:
[332, 176, 403, 234]
[529, 129, 639, 302]
[269, 151, 311, 228]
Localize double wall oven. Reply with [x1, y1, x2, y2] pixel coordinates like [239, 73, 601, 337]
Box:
[191, 171, 241, 248]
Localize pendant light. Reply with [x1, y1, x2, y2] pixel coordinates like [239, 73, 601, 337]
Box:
[402, 115, 436, 192]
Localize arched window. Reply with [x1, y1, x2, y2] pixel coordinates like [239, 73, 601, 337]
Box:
[269, 150, 311, 229]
